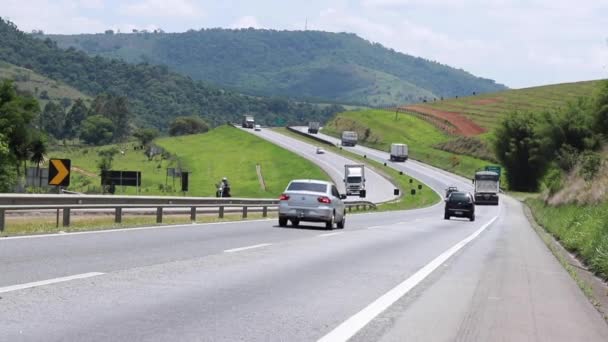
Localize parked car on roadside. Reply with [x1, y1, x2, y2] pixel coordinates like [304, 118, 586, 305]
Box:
[278, 179, 346, 229]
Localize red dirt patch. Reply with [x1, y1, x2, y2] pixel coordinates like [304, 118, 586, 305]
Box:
[401, 105, 486, 136]
[470, 98, 504, 105]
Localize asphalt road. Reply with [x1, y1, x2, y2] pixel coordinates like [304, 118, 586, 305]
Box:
[1, 128, 607, 341]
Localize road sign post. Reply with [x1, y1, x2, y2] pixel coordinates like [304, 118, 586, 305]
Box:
[48, 159, 71, 187]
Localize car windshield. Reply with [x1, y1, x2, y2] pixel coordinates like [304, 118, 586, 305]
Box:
[347, 176, 362, 183]
[449, 193, 470, 202]
[287, 182, 327, 193]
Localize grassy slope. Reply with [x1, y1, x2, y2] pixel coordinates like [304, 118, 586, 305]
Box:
[410, 80, 603, 130]
[527, 199, 608, 280]
[0, 61, 91, 107]
[50, 126, 329, 197]
[323, 109, 489, 180]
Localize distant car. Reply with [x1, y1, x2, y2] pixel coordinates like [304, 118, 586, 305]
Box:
[278, 179, 346, 229]
[444, 191, 475, 221]
[254, 124, 261, 131]
[316, 147, 325, 154]
[445, 186, 459, 198]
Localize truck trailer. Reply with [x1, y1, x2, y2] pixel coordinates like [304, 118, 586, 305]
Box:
[242, 115, 255, 128]
[389, 143, 409, 162]
[308, 122, 320, 134]
[473, 171, 499, 205]
[341, 131, 358, 147]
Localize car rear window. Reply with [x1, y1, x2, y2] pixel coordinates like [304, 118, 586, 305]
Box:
[449, 193, 470, 202]
[287, 182, 327, 193]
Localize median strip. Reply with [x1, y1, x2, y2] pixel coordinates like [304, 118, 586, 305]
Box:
[0, 272, 105, 294]
[224, 243, 272, 253]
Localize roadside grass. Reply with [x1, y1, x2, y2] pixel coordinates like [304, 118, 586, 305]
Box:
[2, 212, 277, 237]
[274, 128, 440, 211]
[49, 125, 329, 198]
[322, 109, 492, 181]
[526, 198, 608, 280]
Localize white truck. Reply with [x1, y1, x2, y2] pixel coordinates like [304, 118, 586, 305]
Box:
[341, 131, 358, 146]
[389, 143, 409, 162]
[242, 115, 255, 129]
[473, 171, 499, 205]
[308, 122, 320, 134]
[344, 164, 366, 197]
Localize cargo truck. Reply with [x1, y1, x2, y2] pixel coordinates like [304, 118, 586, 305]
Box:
[308, 122, 320, 134]
[344, 164, 366, 197]
[242, 115, 255, 128]
[341, 131, 358, 146]
[473, 171, 499, 205]
[389, 143, 409, 162]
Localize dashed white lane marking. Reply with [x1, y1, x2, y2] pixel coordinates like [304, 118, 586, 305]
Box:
[0, 272, 105, 294]
[224, 243, 272, 253]
[318, 232, 344, 237]
[367, 226, 384, 230]
[317, 214, 499, 342]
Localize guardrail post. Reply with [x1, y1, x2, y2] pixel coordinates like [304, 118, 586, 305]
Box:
[62, 208, 71, 227]
[242, 206, 248, 218]
[0, 208, 5, 232]
[356, 205, 360, 211]
[348, 206, 352, 213]
[262, 206, 268, 217]
[219, 206, 224, 218]
[115, 207, 122, 223]
[190, 207, 197, 222]
[156, 207, 163, 223]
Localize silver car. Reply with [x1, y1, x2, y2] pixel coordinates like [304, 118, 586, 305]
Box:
[278, 179, 346, 229]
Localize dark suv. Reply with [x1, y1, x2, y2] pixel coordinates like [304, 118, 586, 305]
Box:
[444, 192, 475, 221]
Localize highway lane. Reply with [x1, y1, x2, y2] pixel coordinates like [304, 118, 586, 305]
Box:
[0, 128, 607, 341]
[239, 127, 398, 203]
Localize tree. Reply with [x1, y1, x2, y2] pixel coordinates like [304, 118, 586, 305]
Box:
[169, 116, 209, 136]
[40, 101, 65, 138]
[97, 147, 119, 172]
[133, 127, 160, 146]
[494, 111, 548, 191]
[28, 132, 47, 187]
[89, 94, 132, 141]
[63, 98, 88, 139]
[0, 134, 17, 192]
[80, 115, 114, 145]
[593, 80, 608, 136]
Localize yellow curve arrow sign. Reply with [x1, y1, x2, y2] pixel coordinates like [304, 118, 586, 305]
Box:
[50, 159, 69, 185]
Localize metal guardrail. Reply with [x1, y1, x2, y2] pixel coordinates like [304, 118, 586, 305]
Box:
[0, 194, 376, 232]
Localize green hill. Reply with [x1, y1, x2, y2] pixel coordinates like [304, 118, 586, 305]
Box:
[399, 80, 603, 133]
[50, 125, 329, 197]
[0, 18, 343, 130]
[0, 61, 91, 108]
[47, 29, 506, 106]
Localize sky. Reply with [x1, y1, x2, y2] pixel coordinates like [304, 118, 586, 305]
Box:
[2, 0, 607, 88]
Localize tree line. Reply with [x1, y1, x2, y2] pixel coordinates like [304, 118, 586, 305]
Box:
[494, 80, 608, 192]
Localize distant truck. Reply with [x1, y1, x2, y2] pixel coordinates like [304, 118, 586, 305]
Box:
[341, 131, 358, 146]
[389, 143, 409, 162]
[473, 171, 499, 205]
[344, 164, 366, 197]
[242, 115, 255, 129]
[308, 122, 320, 134]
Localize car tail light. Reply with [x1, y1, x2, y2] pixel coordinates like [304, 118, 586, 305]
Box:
[317, 196, 332, 204]
[279, 194, 290, 201]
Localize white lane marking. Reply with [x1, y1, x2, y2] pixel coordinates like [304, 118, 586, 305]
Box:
[318, 232, 344, 237]
[224, 243, 272, 253]
[317, 215, 499, 342]
[0, 218, 275, 241]
[367, 226, 383, 230]
[0, 272, 105, 294]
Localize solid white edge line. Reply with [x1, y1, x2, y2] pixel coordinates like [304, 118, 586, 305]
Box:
[0, 272, 105, 294]
[224, 243, 272, 253]
[367, 226, 383, 230]
[318, 232, 344, 237]
[317, 214, 499, 342]
[0, 218, 275, 241]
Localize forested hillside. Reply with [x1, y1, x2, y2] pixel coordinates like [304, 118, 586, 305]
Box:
[48, 28, 507, 106]
[0, 19, 343, 129]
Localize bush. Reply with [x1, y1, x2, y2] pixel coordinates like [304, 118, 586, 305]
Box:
[542, 167, 563, 196]
[578, 151, 601, 181]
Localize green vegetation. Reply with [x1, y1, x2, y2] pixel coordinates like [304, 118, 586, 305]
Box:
[322, 109, 489, 180]
[47, 29, 505, 106]
[274, 128, 440, 210]
[0, 18, 344, 130]
[51, 126, 329, 197]
[527, 198, 608, 280]
[2, 212, 275, 237]
[410, 80, 602, 130]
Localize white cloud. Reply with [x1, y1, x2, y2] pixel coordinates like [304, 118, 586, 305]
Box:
[232, 16, 261, 29]
[119, 0, 203, 18]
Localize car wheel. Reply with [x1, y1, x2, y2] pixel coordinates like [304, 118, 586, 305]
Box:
[444, 213, 450, 220]
[326, 214, 334, 230]
[337, 215, 345, 229]
[469, 214, 475, 222]
[278, 218, 288, 227]
[291, 219, 300, 227]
